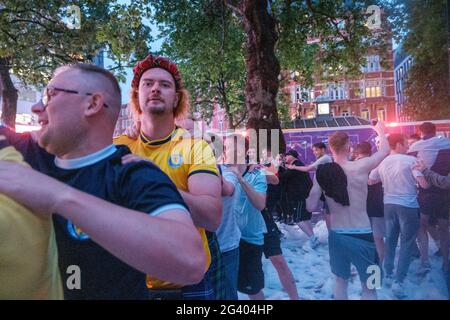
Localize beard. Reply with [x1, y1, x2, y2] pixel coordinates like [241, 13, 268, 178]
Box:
[148, 104, 166, 115]
[142, 100, 171, 115]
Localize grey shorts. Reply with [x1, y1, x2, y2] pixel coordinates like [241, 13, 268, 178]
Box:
[328, 230, 379, 283]
[369, 217, 386, 238]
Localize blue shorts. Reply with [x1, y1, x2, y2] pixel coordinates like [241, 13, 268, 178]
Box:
[328, 230, 379, 283]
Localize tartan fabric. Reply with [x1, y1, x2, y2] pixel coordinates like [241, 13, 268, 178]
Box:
[206, 231, 227, 300]
[181, 277, 215, 300]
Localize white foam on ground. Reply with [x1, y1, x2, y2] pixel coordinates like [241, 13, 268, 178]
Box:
[238, 219, 449, 300]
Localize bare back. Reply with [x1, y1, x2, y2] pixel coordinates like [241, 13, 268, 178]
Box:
[326, 159, 374, 230]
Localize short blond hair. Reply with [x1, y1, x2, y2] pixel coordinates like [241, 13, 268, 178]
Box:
[329, 131, 349, 154]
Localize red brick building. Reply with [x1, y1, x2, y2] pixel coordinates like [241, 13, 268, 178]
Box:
[287, 50, 397, 123]
[113, 104, 133, 137]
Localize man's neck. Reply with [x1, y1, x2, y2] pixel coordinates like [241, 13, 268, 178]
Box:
[57, 139, 112, 160]
[141, 114, 176, 141]
[332, 152, 350, 165]
[422, 134, 436, 141]
[390, 150, 403, 156]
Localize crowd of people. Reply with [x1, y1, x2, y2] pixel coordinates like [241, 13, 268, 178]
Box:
[0, 54, 449, 300]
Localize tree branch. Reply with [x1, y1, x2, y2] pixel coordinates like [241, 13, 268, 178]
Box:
[0, 28, 18, 43]
[233, 109, 248, 128]
[305, 0, 350, 44]
[224, 0, 244, 17]
[9, 18, 66, 34]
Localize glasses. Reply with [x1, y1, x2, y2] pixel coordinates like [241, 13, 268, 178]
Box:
[41, 85, 109, 109]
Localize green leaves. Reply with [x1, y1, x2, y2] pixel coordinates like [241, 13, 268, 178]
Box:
[0, 0, 152, 86]
[150, 1, 382, 128]
[152, 0, 246, 128]
[385, 0, 450, 120]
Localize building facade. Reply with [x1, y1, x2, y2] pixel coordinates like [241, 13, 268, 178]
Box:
[393, 45, 413, 122]
[113, 103, 133, 137]
[287, 51, 397, 123]
[0, 75, 41, 128]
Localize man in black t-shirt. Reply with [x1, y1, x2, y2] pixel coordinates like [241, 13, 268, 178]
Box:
[280, 149, 318, 248]
[0, 63, 205, 299]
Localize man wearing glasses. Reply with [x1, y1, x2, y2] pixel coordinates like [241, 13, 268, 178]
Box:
[0, 63, 205, 299]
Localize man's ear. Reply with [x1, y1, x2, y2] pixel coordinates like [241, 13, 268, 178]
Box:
[85, 93, 105, 117]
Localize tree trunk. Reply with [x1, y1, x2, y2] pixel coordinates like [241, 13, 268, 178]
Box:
[0, 58, 18, 129]
[446, 0, 450, 89]
[238, 0, 286, 154]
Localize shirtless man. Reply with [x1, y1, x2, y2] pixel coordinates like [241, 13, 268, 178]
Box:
[306, 121, 389, 300]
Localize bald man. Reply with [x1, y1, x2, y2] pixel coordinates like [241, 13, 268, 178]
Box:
[0, 63, 205, 299]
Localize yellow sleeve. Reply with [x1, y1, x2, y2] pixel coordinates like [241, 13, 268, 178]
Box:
[113, 135, 132, 146]
[187, 139, 219, 178]
[0, 146, 28, 167]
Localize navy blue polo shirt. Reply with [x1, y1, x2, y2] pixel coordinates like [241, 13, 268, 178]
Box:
[0, 127, 189, 299]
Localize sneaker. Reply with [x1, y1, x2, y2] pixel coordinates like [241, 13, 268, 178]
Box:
[392, 281, 406, 299]
[309, 235, 320, 249]
[417, 262, 431, 275]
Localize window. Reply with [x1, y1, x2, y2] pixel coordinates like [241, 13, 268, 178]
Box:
[327, 82, 347, 100]
[365, 80, 384, 98]
[362, 55, 381, 73]
[360, 109, 370, 120]
[121, 107, 130, 117]
[377, 109, 386, 121]
[292, 86, 314, 103]
[295, 86, 301, 102]
[306, 111, 315, 119]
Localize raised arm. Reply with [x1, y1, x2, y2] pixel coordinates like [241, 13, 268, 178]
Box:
[359, 121, 390, 172]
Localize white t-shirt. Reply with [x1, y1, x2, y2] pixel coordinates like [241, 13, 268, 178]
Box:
[369, 154, 423, 208]
[311, 154, 333, 169]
